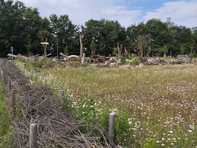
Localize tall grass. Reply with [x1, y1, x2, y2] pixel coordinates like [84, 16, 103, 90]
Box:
[16, 59, 197, 147]
[0, 83, 11, 148]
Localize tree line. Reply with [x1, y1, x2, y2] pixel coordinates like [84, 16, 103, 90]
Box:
[0, 0, 197, 57]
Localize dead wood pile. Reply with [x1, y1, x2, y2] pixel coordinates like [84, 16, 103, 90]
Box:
[142, 56, 192, 65]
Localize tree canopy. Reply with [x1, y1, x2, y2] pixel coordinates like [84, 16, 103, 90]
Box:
[0, 0, 196, 57]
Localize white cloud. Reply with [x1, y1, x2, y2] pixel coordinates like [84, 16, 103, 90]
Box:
[19, 0, 143, 27]
[102, 6, 142, 26]
[17, 0, 197, 28]
[144, 0, 197, 28]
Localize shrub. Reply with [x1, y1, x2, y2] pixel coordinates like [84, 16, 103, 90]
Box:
[73, 97, 97, 124]
[127, 57, 140, 65]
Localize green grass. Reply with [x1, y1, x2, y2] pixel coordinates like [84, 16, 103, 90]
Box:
[16, 59, 197, 147]
[0, 83, 11, 148]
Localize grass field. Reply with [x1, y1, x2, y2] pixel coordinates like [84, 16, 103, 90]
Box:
[0, 83, 11, 148]
[16, 59, 197, 147]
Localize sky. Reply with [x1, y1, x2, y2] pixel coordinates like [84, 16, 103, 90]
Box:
[19, 0, 197, 28]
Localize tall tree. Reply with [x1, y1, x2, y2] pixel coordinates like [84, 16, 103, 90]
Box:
[84, 19, 125, 56]
[146, 19, 169, 56]
[0, 0, 43, 56]
[49, 14, 79, 55]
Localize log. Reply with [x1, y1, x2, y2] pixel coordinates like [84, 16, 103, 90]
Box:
[60, 52, 67, 57]
[7, 53, 17, 58]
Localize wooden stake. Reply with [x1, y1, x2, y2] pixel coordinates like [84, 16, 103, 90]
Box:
[12, 90, 16, 118]
[108, 112, 116, 147]
[0, 69, 3, 80]
[8, 79, 12, 91]
[29, 123, 38, 148]
[3, 74, 7, 84]
[59, 90, 65, 98]
[59, 90, 65, 105]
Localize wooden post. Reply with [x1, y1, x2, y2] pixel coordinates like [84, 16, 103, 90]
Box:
[59, 90, 65, 98]
[10, 46, 14, 60]
[8, 79, 12, 91]
[3, 74, 7, 84]
[40, 41, 49, 57]
[12, 90, 16, 118]
[42, 43, 47, 57]
[0, 69, 3, 80]
[59, 89, 65, 105]
[108, 112, 116, 147]
[29, 123, 38, 148]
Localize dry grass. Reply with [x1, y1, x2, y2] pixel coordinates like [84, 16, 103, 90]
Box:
[16, 60, 197, 147]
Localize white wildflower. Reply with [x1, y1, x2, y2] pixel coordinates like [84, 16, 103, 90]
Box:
[161, 143, 165, 147]
[170, 143, 174, 146]
[156, 140, 160, 144]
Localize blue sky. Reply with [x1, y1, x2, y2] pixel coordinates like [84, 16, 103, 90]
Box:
[20, 0, 197, 28]
[115, 0, 167, 11]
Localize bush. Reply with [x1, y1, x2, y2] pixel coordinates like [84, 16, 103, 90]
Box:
[73, 97, 97, 124]
[125, 57, 140, 65]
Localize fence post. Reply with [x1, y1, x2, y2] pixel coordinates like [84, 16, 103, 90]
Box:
[59, 90, 65, 105]
[8, 79, 12, 91]
[3, 73, 6, 84]
[59, 90, 65, 98]
[108, 112, 116, 147]
[12, 90, 16, 118]
[29, 122, 38, 148]
[0, 69, 3, 80]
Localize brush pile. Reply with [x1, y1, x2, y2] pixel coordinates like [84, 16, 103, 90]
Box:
[0, 59, 110, 148]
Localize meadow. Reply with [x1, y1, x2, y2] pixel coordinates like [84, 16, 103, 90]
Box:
[16, 59, 197, 147]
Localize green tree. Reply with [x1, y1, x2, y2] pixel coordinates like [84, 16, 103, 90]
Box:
[0, 0, 44, 56]
[146, 19, 169, 56]
[169, 26, 193, 56]
[84, 19, 125, 56]
[192, 30, 197, 56]
[49, 14, 79, 55]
